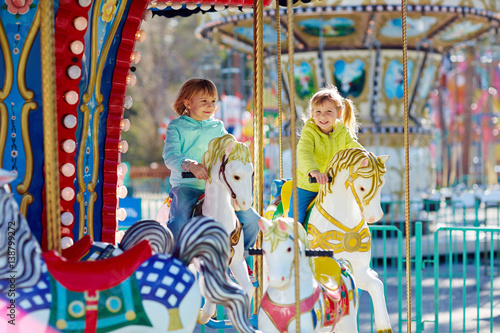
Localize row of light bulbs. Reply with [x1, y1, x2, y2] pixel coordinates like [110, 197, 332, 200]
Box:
[115, 25, 147, 222]
[59, 9, 147, 247]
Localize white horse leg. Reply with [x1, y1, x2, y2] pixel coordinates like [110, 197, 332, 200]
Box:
[230, 258, 255, 303]
[354, 266, 392, 332]
[198, 299, 217, 325]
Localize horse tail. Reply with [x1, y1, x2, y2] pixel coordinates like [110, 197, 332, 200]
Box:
[119, 220, 174, 254]
[0, 190, 43, 293]
[174, 216, 256, 333]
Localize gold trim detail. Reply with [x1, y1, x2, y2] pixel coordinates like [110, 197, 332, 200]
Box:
[168, 308, 183, 330]
[0, 19, 13, 101]
[17, 102, 37, 195]
[78, 0, 127, 239]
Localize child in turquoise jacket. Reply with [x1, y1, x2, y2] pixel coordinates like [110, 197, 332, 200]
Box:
[163, 78, 260, 250]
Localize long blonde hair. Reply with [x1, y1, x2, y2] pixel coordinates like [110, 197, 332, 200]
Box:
[172, 78, 218, 116]
[308, 85, 359, 138]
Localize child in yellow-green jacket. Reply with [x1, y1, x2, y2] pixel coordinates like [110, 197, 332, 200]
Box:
[290, 85, 364, 224]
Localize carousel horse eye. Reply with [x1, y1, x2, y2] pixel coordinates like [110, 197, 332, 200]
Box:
[360, 186, 365, 192]
[233, 175, 240, 181]
[286, 247, 292, 253]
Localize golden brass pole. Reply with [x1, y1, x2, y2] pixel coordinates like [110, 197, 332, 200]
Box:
[40, 0, 61, 253]
[252, 0, 264, 314]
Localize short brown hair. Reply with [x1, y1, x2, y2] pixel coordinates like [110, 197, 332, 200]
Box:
[172, 78, 218, 116]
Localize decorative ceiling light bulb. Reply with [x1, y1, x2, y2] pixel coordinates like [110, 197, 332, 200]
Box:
[135, 30, 146, 42]
[186, 2, 197, 10]
[70, 40, 84, 55]
[60, 163, 76, 177]
[64, 91, 79, 105]
[63, 114, 78, 128]
[61, 237, 74, 250]
[123, 95, 133, 109]
[78, 0, 92, 7]
[117, 185, 128, 199]
[130, 51, 141, 64]
[116, 208, 127, 221]
[73, 17, 88, 31]
[200, 3, 211, 10]
[61, 212, 74, 226]
[171, 2, 182, 10]
[156, 1, 167, 10]
[120, 118, 131, 131]
[66, 65, 82, 80]
[117, 162, 128, 176]
[126, 74, 137, 87]
[61, 187, 75, 201]
[118, 140, 129, 153]
[61, 139, 76, 153]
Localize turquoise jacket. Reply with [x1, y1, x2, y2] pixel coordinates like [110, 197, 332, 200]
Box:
[163, 115, 227, 190]
[297, 118, 363, 192]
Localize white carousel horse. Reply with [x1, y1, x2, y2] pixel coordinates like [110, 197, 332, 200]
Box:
[157, 133, 255, 323]
[0, 169, 256, 333]
[257, 217, 358, 333]
[307, 148, 393, 333]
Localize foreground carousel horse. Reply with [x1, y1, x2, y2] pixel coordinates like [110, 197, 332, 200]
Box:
[0, 170, 256, 333]
[257, 218, 358, 333]
[307, 148, 392, 333]
[157, 134, 256, 323]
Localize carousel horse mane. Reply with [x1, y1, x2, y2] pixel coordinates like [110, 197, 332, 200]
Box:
[262, 215, 314, 268]
[0, 185, 42, 293]
[318, 148, 387, 205]
[119, 219, 175, 254]
[202, 133, 251, 183]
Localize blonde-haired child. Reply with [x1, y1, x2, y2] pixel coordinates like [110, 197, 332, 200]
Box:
[290, 85, 364, 224]
[163, 78, 260, 249]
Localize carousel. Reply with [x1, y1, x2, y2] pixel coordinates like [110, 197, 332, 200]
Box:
[1, 0, 499, 332]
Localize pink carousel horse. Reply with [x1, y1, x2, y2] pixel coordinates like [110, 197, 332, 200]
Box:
[156, 133, 255, 323]
[0, 169, 256, 333]
[257, 217, 358, 333]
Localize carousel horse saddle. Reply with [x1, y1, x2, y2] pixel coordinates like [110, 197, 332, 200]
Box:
[61, 234, 93, 261]
[313, 256, 342, 292]
[43, 240, 153, 291]
[277, 180, 315, 222]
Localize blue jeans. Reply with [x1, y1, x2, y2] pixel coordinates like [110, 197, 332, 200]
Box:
[167, 186, 260, 250]
[289, 188, 318, 224]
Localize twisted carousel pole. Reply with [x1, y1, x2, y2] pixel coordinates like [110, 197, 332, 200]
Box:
[401, 1, 411, 332]
[252, 0, 264, 313]
[40, 0, 61, 253]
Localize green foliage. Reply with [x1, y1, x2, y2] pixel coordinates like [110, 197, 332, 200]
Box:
[123, 16, 222, 166]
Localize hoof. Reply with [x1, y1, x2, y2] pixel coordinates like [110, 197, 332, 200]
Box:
[197, 308, 216, 325]
[377, 329, 393, 333]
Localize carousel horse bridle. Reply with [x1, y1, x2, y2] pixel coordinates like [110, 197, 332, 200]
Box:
[309, 164, 379, 253]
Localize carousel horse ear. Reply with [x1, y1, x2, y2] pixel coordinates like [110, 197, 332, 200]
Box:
[244, 140, 251, 148]
[378, 155, 390, 164]
[225, 141, 235, 155]
[0, 169, 18, 187]
[258, 218, 272, 232]
[360, 158, 369, 168]
[277, 218, 289, 232]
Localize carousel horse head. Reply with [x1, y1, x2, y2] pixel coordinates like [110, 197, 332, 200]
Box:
[318, 148, 389, 224]
[202, 133, 253, 211]
[257, 217, 359, 333]
[258, 217, 313, 289]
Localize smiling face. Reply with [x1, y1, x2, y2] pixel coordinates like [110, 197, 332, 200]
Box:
[184, 91, 218, 121]
[311, 99, 342, 134]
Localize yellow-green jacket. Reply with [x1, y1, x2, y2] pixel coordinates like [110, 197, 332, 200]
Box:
[297, 118, 363, 192]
